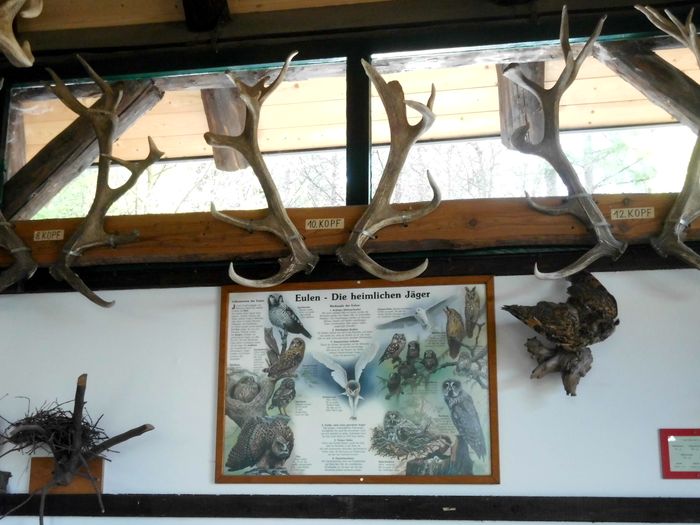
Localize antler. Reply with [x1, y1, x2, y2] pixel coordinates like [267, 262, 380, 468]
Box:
[205, 52, 319, 287]
[0, 211, 37, 292]
[501, 6, 627, 279]
[636, 5, 700, 268]
[0, 0, 42, 67]
[46, 56, 164, 307]
[336, 60, 441, 281]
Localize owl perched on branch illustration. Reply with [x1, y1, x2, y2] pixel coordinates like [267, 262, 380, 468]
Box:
[269, 377, 296, 416]
[444, 306, 466, 359]
[464, 286, 481, 338]
[502, 271, 619, 395]
[378, 333, 406, 364]
[442, 379, 486, 462]
[263, 337, 305, 379]
[268, 293, 311, 350]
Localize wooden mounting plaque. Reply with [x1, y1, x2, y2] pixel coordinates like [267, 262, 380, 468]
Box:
[29, 457, 104, 494]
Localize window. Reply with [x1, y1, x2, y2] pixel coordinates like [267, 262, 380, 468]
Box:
[369, 46, 699, 202]
[4, 34, 699, 219]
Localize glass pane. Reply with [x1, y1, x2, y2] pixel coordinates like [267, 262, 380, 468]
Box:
[32, 150, 347, 219]
[369, 46, 699, 201]
[7, 57, 347, 218]
[371, 125, 696, 201]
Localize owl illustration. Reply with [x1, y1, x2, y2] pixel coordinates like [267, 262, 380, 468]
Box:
[406, 341, 420, 364]
[502, 271, 618, 351]
[384, 371, 403, 400]
[313, 344, 379, 419]
[269, 378, 296, 415]
[442, 379, 486, 460]
[420, 350, 439, 373]
[444, 307, 466, 359]
[464, 286, 481, 338]
[376, 298, 449, 331]
[396, 360, 418, 383]
[268, 294, 311, 350]
[382, 410, 402, 433]
[378, 333, 406, 364]
[230, 375, 261, 403]
[226, 416, 294, 473]
[263, 337, 305, 379]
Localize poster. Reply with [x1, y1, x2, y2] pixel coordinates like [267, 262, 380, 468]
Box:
[216, 276, 498, 484]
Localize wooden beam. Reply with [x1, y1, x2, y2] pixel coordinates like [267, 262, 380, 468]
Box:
[5, 103, 26, 178]
[183, 0, 230, 32]
[496, 62, 544, 149]
[594, 40, 700, 133]
[0, 193, 692, 268]
[200, 88, 248, 171]
[3, 80, 164, 220]
[1, 493, 700, 522]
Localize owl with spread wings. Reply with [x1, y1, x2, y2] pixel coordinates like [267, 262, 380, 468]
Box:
[313, 344, 380, 419]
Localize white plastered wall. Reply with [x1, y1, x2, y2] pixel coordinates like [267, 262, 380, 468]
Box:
[1, 268, 699, 524]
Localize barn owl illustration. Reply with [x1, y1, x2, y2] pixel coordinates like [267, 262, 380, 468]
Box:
[442, 379, 486, 460]
[444, 306, 466, 359]
[269, 377, 296, 415]
[502, 271, 618, 351]
[378, 333, 406, 364]
[226, 416, 294, 473]
[464, 286, 481, 338]
[230, 375, 261, 403]
[263, 337, 305, 379]
[268, 294, 311, 350]
[313, 344, 379, 419]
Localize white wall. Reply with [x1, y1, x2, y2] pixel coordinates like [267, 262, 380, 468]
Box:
[1, 269, 699, 524]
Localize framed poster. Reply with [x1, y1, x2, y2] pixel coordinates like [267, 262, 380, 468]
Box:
[216, 276, 498, 484]
[660, 429, 700, 479]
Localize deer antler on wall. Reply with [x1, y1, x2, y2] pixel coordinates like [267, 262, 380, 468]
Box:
[46, 57, 163, 307]
[0, 210, 37, 292]
[635, 5, 700, 269]
[0, 0, 42, 67]
[501, 6, 627, 279]
[205, 52, 319, 287]
[336, 60, 441, 281]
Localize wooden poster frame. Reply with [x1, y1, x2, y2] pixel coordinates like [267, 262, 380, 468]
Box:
[215, 275, 499, 484]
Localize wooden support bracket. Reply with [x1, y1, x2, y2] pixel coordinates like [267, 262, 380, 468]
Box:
[594, 40, 700, 134]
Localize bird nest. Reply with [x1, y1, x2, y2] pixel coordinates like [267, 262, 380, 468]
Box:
[370, 425, 446, 460]
[1, 401, 108, 460]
